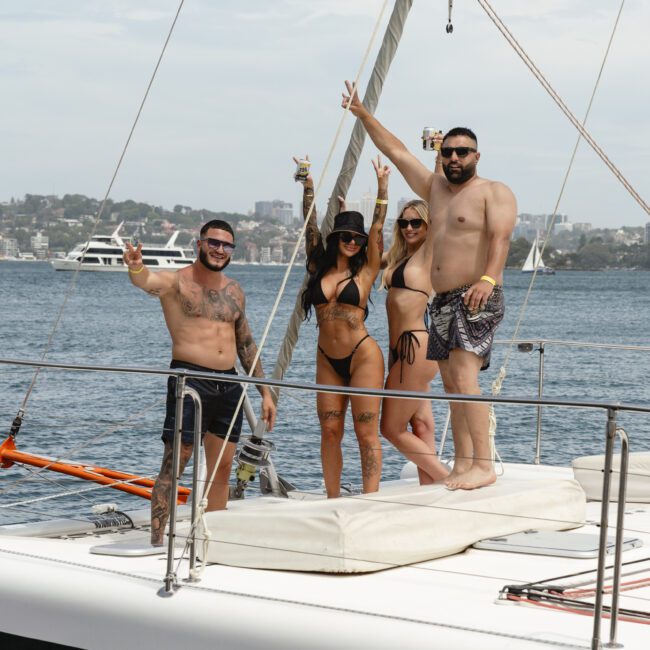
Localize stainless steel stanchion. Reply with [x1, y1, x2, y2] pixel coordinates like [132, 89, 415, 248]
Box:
[592, 408, 617, 650]
[606, 427, 629, 649]
[163, 373, 186, 593]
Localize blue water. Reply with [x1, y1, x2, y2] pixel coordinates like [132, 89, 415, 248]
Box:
[0, 262, 648, 523]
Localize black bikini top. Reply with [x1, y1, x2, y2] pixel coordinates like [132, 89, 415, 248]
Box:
[313, 276, 362, 308]
[388, 257, 429, 297]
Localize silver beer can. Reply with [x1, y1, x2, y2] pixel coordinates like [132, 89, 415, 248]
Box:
[422, 127, 442, 151]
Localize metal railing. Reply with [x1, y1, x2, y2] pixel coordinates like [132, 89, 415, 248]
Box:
[1, 355, 649, 649]
[495, 338, 650, 464]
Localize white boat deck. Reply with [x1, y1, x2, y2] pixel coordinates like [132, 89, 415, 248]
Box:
[1, 463, 648, 649]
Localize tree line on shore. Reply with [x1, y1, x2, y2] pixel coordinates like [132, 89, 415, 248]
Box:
[2, 193, 648, 270]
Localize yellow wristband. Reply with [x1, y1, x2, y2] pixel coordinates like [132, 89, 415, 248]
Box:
[375, 199, 388, 205]
[480, 275, 496, 286]
[128, 265, 145, 275]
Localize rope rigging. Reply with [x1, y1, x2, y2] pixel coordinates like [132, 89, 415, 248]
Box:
[4, 0, 188, 443]
[270, 0, 414, 396]
[477, 0, 631, 463]
[2, 0, 646, 553]
[186, 0, 401, 578]
[492, 0, 628, 379]
[0, 11, 647, 648]
[477, 0, 647, 216]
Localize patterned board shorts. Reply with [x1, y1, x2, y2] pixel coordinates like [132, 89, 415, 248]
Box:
[426, 284, 505, 371]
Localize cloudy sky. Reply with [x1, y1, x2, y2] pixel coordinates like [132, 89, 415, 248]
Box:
[1, 0, 648, 228]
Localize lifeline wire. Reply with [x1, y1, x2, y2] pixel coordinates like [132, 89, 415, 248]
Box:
[6, 0, 186, 434]
[487, 0, 629, 375]
[0, 398, 165, 498]
[478, 0, 629, 464]
[185, 0, 391, 578]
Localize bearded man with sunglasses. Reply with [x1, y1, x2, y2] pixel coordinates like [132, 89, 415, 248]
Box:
[124, 219, 276, 545]
[342, 81, 516, 491]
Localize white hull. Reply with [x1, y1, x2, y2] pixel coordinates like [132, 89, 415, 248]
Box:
[521, 266, 555, 275]
[51, 259, 193, 272]
[1, 463, 648, 650]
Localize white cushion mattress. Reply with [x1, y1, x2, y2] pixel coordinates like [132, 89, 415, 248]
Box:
[199, 478, 586, 573]
[573, 451, 650, 502]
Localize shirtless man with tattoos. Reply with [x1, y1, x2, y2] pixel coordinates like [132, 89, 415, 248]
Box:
[342, 81, 517, 491]
[124, 219, 276, 545]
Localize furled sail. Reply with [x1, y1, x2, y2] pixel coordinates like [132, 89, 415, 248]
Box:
[269, 0, 414, 394]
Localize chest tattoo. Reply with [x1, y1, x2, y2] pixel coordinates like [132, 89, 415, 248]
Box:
[179, 282, 241, 322]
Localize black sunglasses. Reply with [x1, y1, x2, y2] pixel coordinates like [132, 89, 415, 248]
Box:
[397, 218, 424, 230]
[200, 238, 236, 254]
[339, 232, 366, 246]
[440, 146, 477, 158]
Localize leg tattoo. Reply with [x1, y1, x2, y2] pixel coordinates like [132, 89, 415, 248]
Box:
[353, 411, 377, 424]
[318, 409, 344, 421]
[150, 448, 173, 546]
[150, 442, 192, 545]
[359, 443, 380, 479]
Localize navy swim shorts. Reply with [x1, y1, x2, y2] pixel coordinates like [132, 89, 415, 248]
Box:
[162, 360, 244, 445]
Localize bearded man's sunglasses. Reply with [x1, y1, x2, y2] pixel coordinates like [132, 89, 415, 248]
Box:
[440, 146, 477, 158]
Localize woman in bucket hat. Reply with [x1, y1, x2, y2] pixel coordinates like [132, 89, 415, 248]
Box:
[296, 155, 388, 497]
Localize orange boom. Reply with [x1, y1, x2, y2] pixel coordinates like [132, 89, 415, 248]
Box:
[0, 436, 190, 504]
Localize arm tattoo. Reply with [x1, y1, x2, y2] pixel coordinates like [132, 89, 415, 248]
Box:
[372, 186, 388, 229]
[371, 199, 387, 230]
[235, 290, 265, 382]
[303, 187, 321, 259]
[367, 192, 387, 259]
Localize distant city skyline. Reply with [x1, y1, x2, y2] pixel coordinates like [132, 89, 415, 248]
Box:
[1, 2, 648, 228]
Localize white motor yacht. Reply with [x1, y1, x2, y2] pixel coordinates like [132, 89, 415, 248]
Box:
[51, 223, 194, 272]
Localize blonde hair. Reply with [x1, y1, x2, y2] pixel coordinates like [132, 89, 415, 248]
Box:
[380, 200, 429, 290]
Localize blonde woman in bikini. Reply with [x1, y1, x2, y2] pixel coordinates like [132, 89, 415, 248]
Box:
[380, 160, 449, 484]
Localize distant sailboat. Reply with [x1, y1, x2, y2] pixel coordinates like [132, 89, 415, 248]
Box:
[521, 236, 555, 274]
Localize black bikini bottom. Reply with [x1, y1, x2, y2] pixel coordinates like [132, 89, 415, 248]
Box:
[389, 329, 428, 383]
[318, 334, 371, 382]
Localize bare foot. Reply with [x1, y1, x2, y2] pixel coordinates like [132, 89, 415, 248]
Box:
[445, 465, 496, 490]
[444, 458, 472, 485]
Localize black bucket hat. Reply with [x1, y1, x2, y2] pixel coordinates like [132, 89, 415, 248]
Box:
[326, 211, 368, 240]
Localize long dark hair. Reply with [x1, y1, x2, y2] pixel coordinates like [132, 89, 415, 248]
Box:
[301, 233, 369, 321]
